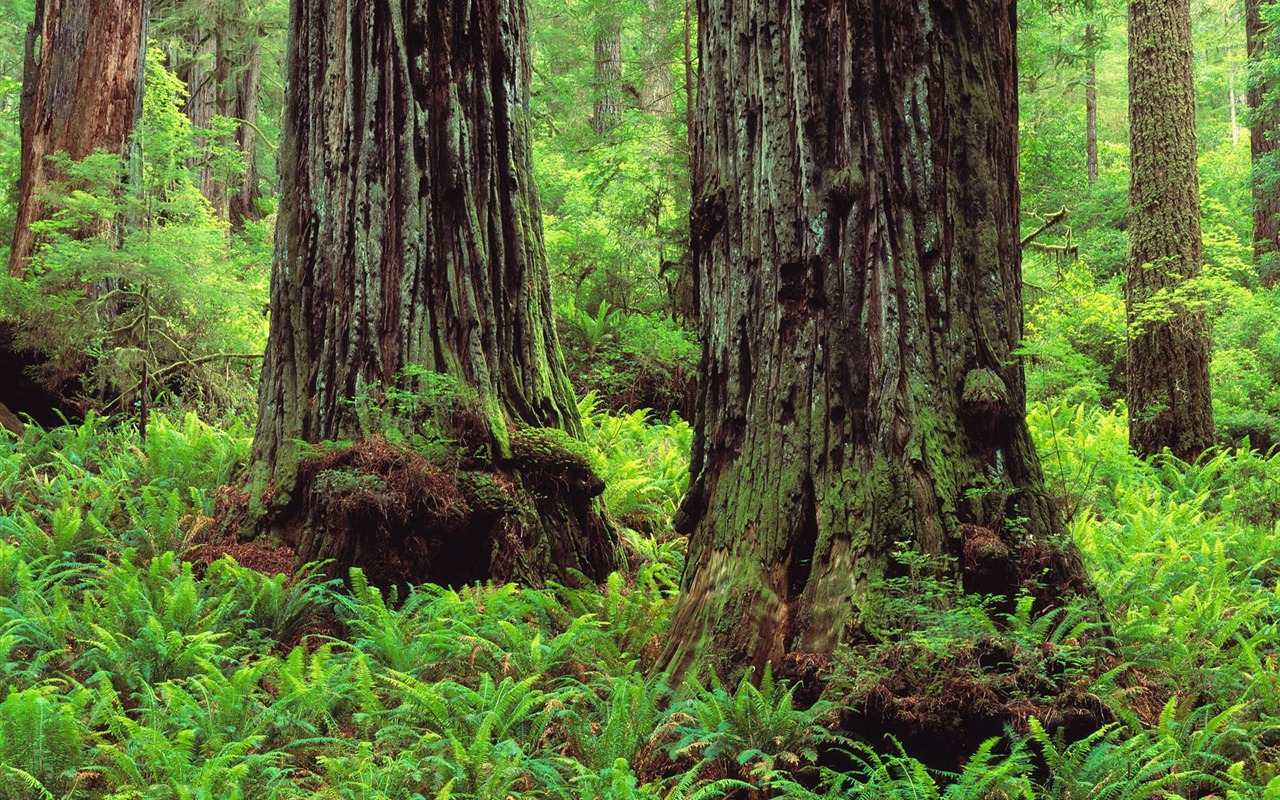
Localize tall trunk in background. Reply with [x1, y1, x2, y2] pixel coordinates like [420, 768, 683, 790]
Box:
[1086, 25, 1099, 185]
[226, 37, 262, 229]
[592, 7, 623, 134]
[662, 0, 1095, 685]
[1231, 72, 1241, 147]
[9, 0, 148, 278]
[1248, 0, 1280, 287]
[640, 0, 674, 113]
[683, 0, 693, 134]
[159, 0, 269, 229]
[249, 0, 620, 587]
[178, 24, 225, 215]
[1126, 0, 1214, 460]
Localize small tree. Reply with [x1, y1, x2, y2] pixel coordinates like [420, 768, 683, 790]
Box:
[0, 50, 267, 418]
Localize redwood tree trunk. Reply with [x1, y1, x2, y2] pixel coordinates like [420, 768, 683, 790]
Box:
[226, 37, 262, 229]
[9, 0, 148, 278]
[1248, 0, 1280, 287]
[1126, 0, 1214, 460]
[663, 0, 1094, 682]
[592, 9, 623, 135]
[177, 24, 223, 212]
[249, 0, 619, 587]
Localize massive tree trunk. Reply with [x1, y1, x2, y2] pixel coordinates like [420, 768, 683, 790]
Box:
[8, 0, 148, 278]
[592, 7, 623, 135]
[248, 0, 620, 588]
[663, 0, 1095, 685]
[1248, 0, 1280, 288]
[1126, 0, 1214, 460]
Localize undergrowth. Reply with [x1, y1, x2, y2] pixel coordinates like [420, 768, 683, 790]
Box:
[0, 403, 1277, 797]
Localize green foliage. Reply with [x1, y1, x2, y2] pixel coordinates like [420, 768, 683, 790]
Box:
[560, 303, 699, 418]
[1022, 262, 1127, 407]
[1, 2, 1280, 793]
[580, 392, 691, 531]
[666, 665, 837, 781]
[0, 685, 91, 799]
[0, 47, 268, 417]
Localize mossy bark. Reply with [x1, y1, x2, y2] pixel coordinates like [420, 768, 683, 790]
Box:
[248, 0, 619, 586]
[8, 0, 148, 279]
[1249, 0, 1280, 288]
[1126, 0, 1214, 461]
[662, 0, 1096, 683]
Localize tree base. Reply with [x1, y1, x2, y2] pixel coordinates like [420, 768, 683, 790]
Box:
[233, 435, 620, 589]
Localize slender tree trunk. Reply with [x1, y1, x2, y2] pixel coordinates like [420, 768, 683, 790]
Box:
[662, 0, 1095, 685]
[1248, 0, 1280, 287]
[1231, 72, 1241, 147]
[1086, 26, 1099, 185]
[249, 0, 620, 587]
[1126, 0, 1214, 460]
[592, 8, 623, 134]
[9, 0, 148, 278]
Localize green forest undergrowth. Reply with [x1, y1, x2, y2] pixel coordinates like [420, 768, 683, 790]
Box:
[0, 402, 1278, 798]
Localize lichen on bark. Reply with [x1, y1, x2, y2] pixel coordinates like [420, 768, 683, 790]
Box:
[245, 0, 620, 587]
[662, 0, 1097, 687]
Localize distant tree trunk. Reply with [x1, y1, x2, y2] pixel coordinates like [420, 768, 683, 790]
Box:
[683, 0, 693, 134]
[226, 37, 262, 229]
[9, 0, 148, 278]
[1231, 72, 1241, 147]
[159, 0, 268, 229]
[1126, 0, 1214, 460]
[249, 0, 620, 587]
[662, 0, 1095, 687]
[177, 24, 223, 212]
[592, 8, 623, 134]
[1086, 26, 1099, 185]
[1248, 0, 1280, 287]
[640, 0, 674, 113]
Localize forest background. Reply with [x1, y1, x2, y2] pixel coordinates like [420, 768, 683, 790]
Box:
[1, 0, 1280, 798]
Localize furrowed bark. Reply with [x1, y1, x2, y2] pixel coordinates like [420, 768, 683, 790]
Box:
[1126, 0, 1214, 460]
[9, 0, 148, 278]
[248, 0, 620, 586]
[662, 0, 1095, 683]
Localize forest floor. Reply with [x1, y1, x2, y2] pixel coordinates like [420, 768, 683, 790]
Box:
[0, 401, 1278, 798]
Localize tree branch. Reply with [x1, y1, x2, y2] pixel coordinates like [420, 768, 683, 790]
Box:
[1020, 206, 1069, 249]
